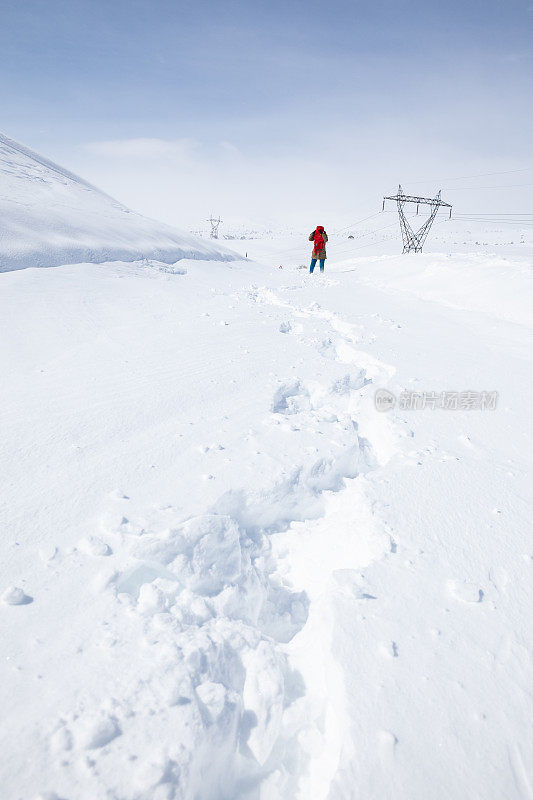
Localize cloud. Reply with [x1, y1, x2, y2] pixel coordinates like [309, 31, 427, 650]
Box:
[74, 124, 533, 233]
[77, 135, 336, 228]
[85, 137, 199, 160]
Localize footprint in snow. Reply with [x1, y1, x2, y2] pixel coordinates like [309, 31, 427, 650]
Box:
[379, 730, 399, 763]
[379, 641, 399, 659]
[199, 443, 225, 453]
[39, 543, 58, 562]
[2, 586, 33, 605]
[271, 380, 310, 415]
[77, 536, 112, 556]
[330, 370, 370, 395]
[332, 569, 377, 599]
[49, 724, 73, 753]
[196, 681, 231, 724]
[318, 337, 337, 360]
[447, 579, 484, 603]
[133, 751, 178, 793]
[72, 713, 121, 750]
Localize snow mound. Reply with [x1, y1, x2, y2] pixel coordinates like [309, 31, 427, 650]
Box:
[0, 132, 237, 272]
[339, 252, 533, 327]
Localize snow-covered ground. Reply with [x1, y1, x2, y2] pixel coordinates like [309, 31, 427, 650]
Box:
[1, 186, 533, 797]
[0, 133, 236, 272]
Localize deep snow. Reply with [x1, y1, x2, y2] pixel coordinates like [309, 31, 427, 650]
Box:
[0, 133, 237, 272]
[1, 223, 532, 799]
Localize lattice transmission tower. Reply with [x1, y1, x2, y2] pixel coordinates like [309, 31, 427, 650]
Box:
[207, 215, 222, 239]
[383, 186, 452, 253]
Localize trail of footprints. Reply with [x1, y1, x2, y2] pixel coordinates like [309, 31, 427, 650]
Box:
[44, 286, 487, 798]
[42, 288, 384, 798]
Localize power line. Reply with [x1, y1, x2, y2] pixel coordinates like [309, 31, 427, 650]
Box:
[326, 234, 394, 259]
[408, 166, 533, 185]
[453, 217, 533, 227]
[262, 214, 454, 267]
[455, 214, 533, 220]
[383, 186, 452, 253]
[250, 213, 385, 260]
[334, 211, 383, 234]
[457, 218, 533, 223]
[265, 207, 451, 262]
[454, 212, 533, 216]
[327, 218, 422, 258]
[334, 217, 454, 265]
[340, 219, 400, 242]
[455, 216, 533, 221]
[207, 215, 222, 239]
[443, 183, 533, 191]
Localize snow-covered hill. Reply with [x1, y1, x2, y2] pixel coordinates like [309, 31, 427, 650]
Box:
[0, 133, 236, 272]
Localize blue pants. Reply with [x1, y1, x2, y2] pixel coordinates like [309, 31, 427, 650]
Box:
[310, 258, 325, 273]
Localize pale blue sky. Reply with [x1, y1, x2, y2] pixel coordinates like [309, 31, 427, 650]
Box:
[2, 0, 532, 227]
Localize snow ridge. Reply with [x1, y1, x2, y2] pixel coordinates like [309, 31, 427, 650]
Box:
[0, 132, 238, 271]
[0, 132, 123, 202]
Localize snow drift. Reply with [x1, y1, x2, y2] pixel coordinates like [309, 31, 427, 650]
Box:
[337, 251, 533, 328]
[0, 132, 236, 272]
[1, 235, 533, 798]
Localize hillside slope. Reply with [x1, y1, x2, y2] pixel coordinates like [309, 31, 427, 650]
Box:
[0, 133, 235, 271]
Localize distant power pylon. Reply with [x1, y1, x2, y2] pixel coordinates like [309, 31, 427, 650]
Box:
[383, 185, 452, 253]
[207, 215, 222, 239]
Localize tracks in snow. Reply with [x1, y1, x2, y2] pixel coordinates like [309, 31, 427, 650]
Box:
[45, 281, 401, 800]
[243, 285, 399, 798]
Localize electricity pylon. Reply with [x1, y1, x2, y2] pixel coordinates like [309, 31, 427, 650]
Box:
[383, 186, 452, 253]
[207, 215, 222, 239]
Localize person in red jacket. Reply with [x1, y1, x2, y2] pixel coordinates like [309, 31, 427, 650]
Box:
[308, 225, 328, 273]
